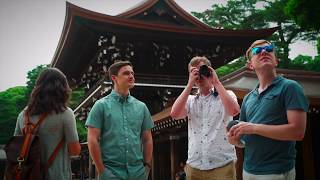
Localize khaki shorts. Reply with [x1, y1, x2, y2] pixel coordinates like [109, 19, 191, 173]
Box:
[185, 162, 236, 180]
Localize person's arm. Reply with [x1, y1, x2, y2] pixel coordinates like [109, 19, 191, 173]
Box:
[142, 130, 153, 171]
[68, 142, 81, 156]
[87, 127, 105, 174]
[63, 108, 81, 156]
[208, 67, 240, 116]
[230, 109, 306, 141]
[171, 67, 198, 119]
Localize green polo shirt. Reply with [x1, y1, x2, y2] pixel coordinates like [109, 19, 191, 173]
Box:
[240, 76, 308, 175]
[85, 90, 154, 179]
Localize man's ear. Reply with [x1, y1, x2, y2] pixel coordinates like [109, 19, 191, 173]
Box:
[111, 75, 117, 83]
[247, 61, 254, 70]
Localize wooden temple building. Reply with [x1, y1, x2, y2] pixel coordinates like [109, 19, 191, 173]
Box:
[49, 0, 288, 179]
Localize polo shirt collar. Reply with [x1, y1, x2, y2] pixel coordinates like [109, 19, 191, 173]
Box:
[110, 90, 132, 103]
[254, 75, 283, 93]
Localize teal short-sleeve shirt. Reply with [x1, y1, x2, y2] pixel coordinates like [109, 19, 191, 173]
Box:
[240, 76, 309, 175]
[85, 90, 154, 179]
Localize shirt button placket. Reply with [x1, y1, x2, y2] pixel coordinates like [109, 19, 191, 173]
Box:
[123, 104, 129, 167]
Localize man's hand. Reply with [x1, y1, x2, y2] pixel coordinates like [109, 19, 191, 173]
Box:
[227, 130, 244, 148]
[207, 66, 219, 85]
[229, 121, 256, 137]
[188, 67, 199, 87]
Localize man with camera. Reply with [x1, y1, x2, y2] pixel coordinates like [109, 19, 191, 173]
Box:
[171, 56, 240, 180]
[227, 40, 308, 180]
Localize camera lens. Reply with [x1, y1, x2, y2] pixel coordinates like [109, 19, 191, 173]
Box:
[199, 65, 211, 78]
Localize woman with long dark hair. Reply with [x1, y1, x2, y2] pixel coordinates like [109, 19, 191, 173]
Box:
[14, 67, 81, 180]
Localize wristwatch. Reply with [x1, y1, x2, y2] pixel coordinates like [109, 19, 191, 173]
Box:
[144, 161, 152, 169]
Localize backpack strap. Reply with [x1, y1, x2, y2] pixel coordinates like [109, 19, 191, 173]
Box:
[19, 112, 48, 160]
[15, 112, 48, 180]
[44, 138, 65, 172]
[23, 112, 48, 134]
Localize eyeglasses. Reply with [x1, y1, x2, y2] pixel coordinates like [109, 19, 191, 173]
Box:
[251, 44, 274, 56]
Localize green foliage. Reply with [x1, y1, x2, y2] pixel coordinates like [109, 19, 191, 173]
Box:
[69, 88, 85, 109]
[192, 0, 318, 68]
[0, 86, 27, 143]
[285, 0, 320, 31]
[318, 37, 320, 54]
[289, 55, 320, 72]
[192, 0, 267, 29]
[216, 57, 247, 77]
[69, 88, 86, 141]
[25, 64, 48, 99]
[76, 120, 87, 143]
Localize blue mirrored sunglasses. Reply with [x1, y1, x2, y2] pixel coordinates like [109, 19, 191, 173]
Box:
[252, 44, 274, 55]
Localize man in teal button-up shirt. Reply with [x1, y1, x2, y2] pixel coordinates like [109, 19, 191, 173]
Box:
[86, 61, 154, 180]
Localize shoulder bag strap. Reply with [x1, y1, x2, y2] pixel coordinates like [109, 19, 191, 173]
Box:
[44, 139, 65, 172]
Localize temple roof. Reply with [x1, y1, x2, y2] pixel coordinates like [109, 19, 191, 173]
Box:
[116, 0, 212, 29]
[51, 1, 277, 85]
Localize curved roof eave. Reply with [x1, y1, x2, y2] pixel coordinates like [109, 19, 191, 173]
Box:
[55, 2, 278, 36]
[51, 2, 278, 68]
[116, 0, 212, 30]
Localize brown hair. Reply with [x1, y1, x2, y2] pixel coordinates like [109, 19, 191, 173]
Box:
[245, 39, 272, 61]
[26, 68, 71, 115]
[108, 60, 133, 84]
[188, 56, 211, 71]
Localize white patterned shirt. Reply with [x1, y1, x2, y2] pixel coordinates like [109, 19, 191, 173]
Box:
[186, 89, 237, 170]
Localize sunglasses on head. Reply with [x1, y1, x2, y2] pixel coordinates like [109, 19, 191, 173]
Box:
[251, 44, 274, 55]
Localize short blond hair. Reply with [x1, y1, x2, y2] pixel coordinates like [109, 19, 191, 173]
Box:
[245, 39, 272, 61]
[188, 56, 211, 71]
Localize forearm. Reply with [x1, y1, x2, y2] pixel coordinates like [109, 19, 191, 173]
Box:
[171, 83, 193, 119]
[213, 81, 240, 116]
[143, 138, 153, 165]
[88, 139, 105, 174]
[254, 123, 305, 141]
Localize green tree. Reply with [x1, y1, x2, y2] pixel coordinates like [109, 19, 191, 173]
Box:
[192, 0, 318, 68]
[289, 55, 320, 72]
[216, 57, 247, 77]
[25, 64, 48, 99]
[285, 0, 320, 31]
[0, 86, 27, 143]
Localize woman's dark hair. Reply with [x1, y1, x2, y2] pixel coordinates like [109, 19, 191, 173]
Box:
[26, 68, 71, 115]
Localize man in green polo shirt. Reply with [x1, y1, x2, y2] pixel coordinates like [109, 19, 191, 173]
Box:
[228, 39, 308, 180]
[86, 60, 154, 180]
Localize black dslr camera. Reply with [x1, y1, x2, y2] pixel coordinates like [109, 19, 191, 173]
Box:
[199, 65, 212, 79]
[226, 120, 240, 131]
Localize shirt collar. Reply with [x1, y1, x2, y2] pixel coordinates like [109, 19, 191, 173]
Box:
[254, 75, 283, 92]
[195, 87, 216, 99]
[110, 90, 132, 103]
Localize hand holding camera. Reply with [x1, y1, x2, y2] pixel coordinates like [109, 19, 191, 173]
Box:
[227, 120, 240, 131]
[227, 120, 245, 147]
